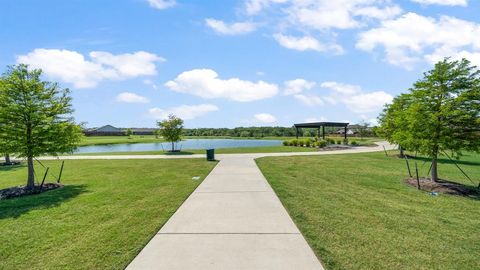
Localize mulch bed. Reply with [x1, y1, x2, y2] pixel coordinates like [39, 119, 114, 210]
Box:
[0, 183, 63, 200]
[405, 178, 479, 199]
[0, 161, 22, 166]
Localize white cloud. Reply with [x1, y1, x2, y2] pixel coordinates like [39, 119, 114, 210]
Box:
[147, 0, 176, 9]
[116, 92, 150, 103]
[411, 0, 467, 6]
[319, 81, 361, 95]
[357, 13, 480, 68]
[320, 81, 393, 113]
[148, 104, 219, 120]
[17, 49, 164, 88]
[273, 34, 343, 54]
[205, 19, 257, 35]
[284, 79, 315, 95]
[245, 0, 288, 15]
[254, 113, 277, 123]
[165, 69, 278, 102]
[294, 94, 324, 106]
[304, 117, 328, 122]
[286, 0, 402, 30]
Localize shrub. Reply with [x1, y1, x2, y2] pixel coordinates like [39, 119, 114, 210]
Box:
[350, 140, 358, 146]
[336, 139, 342, 144]
[305, 140, 311, 147]
[298, 140, 305, 147]
[318, 140, 327, 148]
[326, 138, 335, 144]
[283, 140, 290, 146]
[291, 139, 299, 146]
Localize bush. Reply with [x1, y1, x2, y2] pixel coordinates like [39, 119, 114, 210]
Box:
[326, 138, 335, 144]
[291, 139, 299, 146]
[298, 140, 305, 147]
[283, 140, 290, 146]
[318, 140, 327, 148]
[336, 139, 342, 144]
[305, 140, 311, 147]
[350, 140, 358, 146]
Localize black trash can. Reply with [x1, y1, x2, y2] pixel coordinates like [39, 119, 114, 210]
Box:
[206, 149, 215, 161]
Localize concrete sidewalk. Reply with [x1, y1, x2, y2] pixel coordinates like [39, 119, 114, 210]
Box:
[126, 156, 324, 270]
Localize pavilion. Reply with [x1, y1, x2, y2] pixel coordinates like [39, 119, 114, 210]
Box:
[293, 122, 349, 141]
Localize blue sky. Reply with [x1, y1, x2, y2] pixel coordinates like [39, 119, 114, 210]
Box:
[1, 0, 479, 128]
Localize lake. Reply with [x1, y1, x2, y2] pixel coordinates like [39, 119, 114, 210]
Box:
[75, 139, 283, 154]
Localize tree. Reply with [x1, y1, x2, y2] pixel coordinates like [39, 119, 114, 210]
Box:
[357, 121, 371, 139]
[378, 58, 480, 182]
[377, 94, 413, 158]
[0, 64, 83, 189]
[158, 114, 183, 152]
[126, 128, 133, 137]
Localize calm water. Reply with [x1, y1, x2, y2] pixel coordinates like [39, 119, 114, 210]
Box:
[75, 139, 283, 154]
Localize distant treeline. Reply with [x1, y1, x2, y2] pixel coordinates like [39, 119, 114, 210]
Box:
[182, 126, 348, 138]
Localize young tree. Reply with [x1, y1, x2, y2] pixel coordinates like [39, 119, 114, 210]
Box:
[378, 58, 480, 182]
[0, 64, 83, 189]
[126, 128, 133, 137]
[377, 94, 413, 158]
[357, 121, 371, 139]
[158, 114, 183, 152]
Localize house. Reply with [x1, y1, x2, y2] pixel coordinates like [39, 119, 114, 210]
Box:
[83, 125, 157, 136]
[83, 125, 124, 136]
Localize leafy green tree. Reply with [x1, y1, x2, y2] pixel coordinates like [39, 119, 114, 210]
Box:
[378, 58, 480, 182]
[377, 94, 413, 158]
[158, 114, 183, 152]
[126, 128, 133, 137]
[0, 64, 83, 189]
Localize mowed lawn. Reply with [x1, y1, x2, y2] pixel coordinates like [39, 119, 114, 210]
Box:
[0, 159, 216, 269]
[256, 151, 480, 270]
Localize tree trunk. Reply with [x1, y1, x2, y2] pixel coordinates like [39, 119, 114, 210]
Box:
[399, 146, 405, 158]
[27, 156, 35, 189]
[4, 153, 11, 164]
[431, 152, 438, 183]
[171, 142, 174, 152]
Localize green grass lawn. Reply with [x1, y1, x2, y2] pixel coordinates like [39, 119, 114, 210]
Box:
[73, 146, 319, 156]
[0, 159, 217, 269]
[79, 135, 164, 146]
[256, 151, 480, 270]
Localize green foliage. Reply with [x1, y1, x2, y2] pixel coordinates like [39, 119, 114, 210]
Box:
[326, 138, 335, 144]
[350, 140, 358, 146]
[0, 64, 82, 187]
[336, 139, 342, 145]
[378, 58, 480, 181]
[305, 140, 311, 147]
[318, 140, 327, 148]
[282, 140, 290, 146]
[291, 139, 299, 146]
[126, 128, 133, 137]
[157, 114, 184, 152]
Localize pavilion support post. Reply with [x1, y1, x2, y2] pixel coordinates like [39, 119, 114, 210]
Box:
[322, 126, 325, 140]
[317, 128, 320, 139]
[296, 127, 299, 139]
[344, 126, 347, 144]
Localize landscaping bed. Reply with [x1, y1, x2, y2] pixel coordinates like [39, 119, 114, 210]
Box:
[0, 183, 63, 200]
[405, 177, 479, 198]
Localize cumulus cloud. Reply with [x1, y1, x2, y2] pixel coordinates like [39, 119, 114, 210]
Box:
[147, 0, 176, 9]
[320, 81, 393, 113]
[148, 104, 219, 120]
[294, 94, 324, 107]
[411, 0, 467, 6]
[273, 34, 343, 54]
[357, 13, 480, 68]
[17, 49, 164, 88]
[254, 113, 277, 123]
[115, 92, 150, 103]
[245, 0, 288, 15]
[286, 0, 402, 30]
[165, 69, 278, 102]
[283, 79, 316, 95]
[205, 19, 257, 35]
